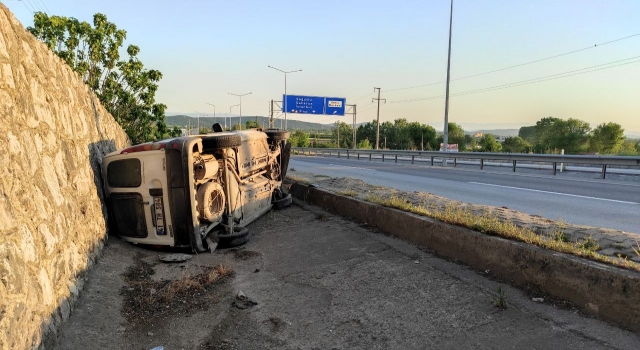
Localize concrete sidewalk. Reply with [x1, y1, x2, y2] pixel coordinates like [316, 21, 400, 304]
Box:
[50, 202, 640, 350]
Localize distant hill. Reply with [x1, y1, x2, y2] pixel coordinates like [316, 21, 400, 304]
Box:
[465, 129, 520, 137]
[166, 115, 335, 131]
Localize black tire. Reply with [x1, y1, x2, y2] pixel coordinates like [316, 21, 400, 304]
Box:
[201, 134, 242, 149]
[217, 226, 250, 248]
[272, 192, 292, 209]
[265, 129, 290, 143]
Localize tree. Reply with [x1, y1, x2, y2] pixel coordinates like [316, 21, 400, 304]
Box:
[518, 126, 536, 144]
[437, 122, 466, 151]
[479, 134, 502, 152]
[28, 12, 180, 144]
[547, 118, 591, 154]
[589, 122, 625, 154]
[357, 139, 373, 149]
[502, 136, 530, 153]
[332, 121, 353, 148]
[289, 130, 310, 147]
[245, 120, 260, 129]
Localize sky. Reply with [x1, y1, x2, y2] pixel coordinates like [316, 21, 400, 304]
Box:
[2, 0, 640, 133]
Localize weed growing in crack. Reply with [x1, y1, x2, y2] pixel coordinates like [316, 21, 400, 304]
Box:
[494, 286, 507, 309]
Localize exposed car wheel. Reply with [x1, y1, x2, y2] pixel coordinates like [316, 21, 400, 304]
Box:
[217, 226, 250, 248]
[201, 134, 242, 149]
[272, 192, 292, 209]
[265, 129, 290, 143]
[196, 182, 225, 223]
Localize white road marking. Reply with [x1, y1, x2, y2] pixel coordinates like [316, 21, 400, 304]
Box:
[468, 182, 639, 205]
[327, 163, 375, 171]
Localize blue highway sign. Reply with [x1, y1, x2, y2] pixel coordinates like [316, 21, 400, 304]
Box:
[283, 95, 347, 116]
[284, 95, 325, 115]
[324, 97, 346, 116]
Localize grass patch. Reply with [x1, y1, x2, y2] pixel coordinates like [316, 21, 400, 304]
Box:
[364, 194, 640, 272]
[576, 236, 599, 252]
[286, 174, 311, 185]
[338, 189, 358, 197]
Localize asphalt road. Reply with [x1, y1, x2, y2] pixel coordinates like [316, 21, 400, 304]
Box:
[289, 155, 640, 234]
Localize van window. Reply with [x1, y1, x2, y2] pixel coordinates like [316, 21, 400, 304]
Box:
[108, 159, 142, 188]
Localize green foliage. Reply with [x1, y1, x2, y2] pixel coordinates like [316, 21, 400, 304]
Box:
[590, 122, 625, 154]
[332, 121, 354, 148]
[617, 139, 640, 156]
[357, 138, 373, 149]
[502, 136, 530, 153]
[28, 12, 180, 144]
[198, 126, 212, 134]
[245, 120, 260, 129]
[436, 122, 466, 151]
[518, 125, 537, 144]
[356, 119, 437, 150]
[494, 286, 507, 309]
[289, 130, 310, 147]
[478, 134, 502, 152]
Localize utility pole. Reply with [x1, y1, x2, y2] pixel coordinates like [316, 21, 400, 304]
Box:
[442, 0, 454, 165]
[372, 87, 386, 150]
[346, 104, 357, 149]
[229, 92, 252, 130]
[270, 100, 274, 128]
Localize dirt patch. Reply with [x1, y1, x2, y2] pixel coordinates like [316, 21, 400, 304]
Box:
[224, 249, 261, 260]
[120, 252, 233, 327]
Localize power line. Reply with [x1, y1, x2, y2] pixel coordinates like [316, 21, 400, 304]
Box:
[385, 33, 640, 93]
[350, 91, 375, 103]
[20, 0, 35, 13]
[36, 0, 51, 14]
[385, 55, 640, 104]
[25, 0, 41, 13]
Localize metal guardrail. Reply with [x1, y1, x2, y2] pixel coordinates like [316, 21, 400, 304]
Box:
[291, 148, 640, 179]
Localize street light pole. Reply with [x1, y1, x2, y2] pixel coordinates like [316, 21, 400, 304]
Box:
[206, 103, 216, 127]
[193, 110, 200, 134]
[229, 92, 252, 130]
[268, 65, 302, 130]
[442, 0, 454, 165]
[229, 104, 239, 130]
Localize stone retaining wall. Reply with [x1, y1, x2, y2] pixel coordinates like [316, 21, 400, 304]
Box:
[0, 5, 130, 349]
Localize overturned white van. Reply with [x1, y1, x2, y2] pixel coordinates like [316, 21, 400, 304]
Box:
[101, 128, 291, 252]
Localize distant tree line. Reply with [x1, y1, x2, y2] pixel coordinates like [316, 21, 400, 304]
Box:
[289, 117, 639, 156]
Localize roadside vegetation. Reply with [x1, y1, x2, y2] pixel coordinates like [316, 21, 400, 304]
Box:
[364, 194, 640, 272]
[295, 117, 640, 156]
[28, 12, 181, 143]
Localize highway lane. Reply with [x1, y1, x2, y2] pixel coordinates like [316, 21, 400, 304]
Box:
[289, 155, 640, 234]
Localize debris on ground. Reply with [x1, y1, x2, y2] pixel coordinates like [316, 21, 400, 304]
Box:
[121, 253, 233, 326]
[532, 298, 545, 303]
[232, 290, 258, 309]
[158, 253, 193, 263]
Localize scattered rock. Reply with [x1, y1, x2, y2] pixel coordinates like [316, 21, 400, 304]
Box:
[147, 331, 154, 336]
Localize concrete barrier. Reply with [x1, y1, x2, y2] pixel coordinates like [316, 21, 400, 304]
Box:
[288, 182, 640, 333]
